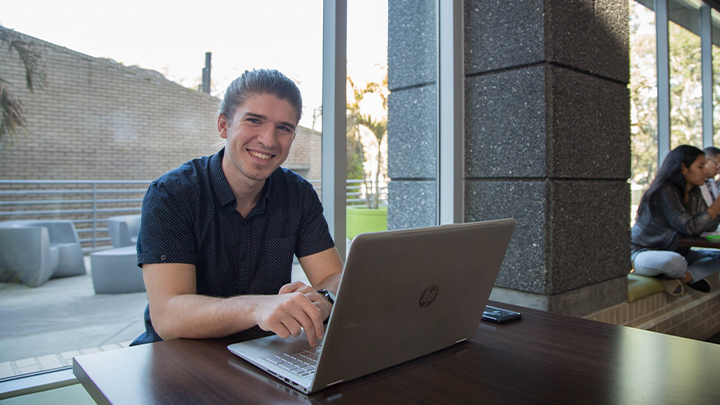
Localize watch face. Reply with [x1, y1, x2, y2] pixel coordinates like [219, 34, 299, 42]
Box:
[318, 289, 335, 304]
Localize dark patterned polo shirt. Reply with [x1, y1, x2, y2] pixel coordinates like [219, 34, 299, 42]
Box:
[131, 148, 335, 345]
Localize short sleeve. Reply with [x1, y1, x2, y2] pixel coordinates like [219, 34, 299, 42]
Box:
[136, 180, 198, 266]
[294, 182, 335, 258]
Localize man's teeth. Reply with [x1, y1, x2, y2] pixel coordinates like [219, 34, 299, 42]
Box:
[249, 151, 272, 160]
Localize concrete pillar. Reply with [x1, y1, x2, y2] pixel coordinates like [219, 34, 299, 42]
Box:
[387, 0, 438, 230]
[464, 0, 631, 316]
[387, 0, 631, 316]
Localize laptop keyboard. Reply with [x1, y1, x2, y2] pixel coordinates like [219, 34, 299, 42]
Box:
[264, 345, 322, 377]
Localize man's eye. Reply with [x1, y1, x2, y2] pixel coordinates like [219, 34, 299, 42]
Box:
[248, 118, 261, 124]
[278, 126, 292, 133]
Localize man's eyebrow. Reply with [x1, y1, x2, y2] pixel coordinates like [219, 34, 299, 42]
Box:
[243, 112, 295, 130]
[243, 112, 267, 120]
[279, 121, 296, 130]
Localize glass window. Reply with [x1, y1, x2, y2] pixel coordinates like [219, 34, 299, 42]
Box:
[0, 0, 322, 380]
[345, 0, 438, 247]
[712, 8, 720, 145]
[630, 0, 659, 222]
[668, 0, 703, 149]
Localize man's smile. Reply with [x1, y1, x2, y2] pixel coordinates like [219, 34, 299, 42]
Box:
[248, 149, 274, 160]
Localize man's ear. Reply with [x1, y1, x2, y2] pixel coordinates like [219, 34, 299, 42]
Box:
[218, 115, 229, 139]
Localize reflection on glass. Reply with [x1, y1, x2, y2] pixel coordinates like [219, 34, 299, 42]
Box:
[630, 0, 658, 223]
[668, 0, 702, 150]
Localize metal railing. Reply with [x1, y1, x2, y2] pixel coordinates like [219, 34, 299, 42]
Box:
[0, 179, 388, 249]
[310, 179, 388, 207]
[0, 180, 151, 249]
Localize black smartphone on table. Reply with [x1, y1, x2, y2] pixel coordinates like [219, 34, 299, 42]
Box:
[482, 305, 522, 324]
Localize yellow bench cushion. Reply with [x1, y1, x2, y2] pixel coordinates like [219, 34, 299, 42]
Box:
[627, 274, 665, 303]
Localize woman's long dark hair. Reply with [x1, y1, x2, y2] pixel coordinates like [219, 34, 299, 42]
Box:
[637, 145, 704, 216]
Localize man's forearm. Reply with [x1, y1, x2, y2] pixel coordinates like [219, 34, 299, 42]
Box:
[314, 273, 341, 294]
[151, 294, 264, 340]
[152, 289, 327, 346]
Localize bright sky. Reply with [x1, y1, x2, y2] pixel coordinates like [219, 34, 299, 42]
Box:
[1, 0, 388, 129]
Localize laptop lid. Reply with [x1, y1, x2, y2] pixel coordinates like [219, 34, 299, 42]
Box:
[228, 218, 516, 394]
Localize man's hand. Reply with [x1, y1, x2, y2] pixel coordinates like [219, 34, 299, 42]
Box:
[254, 285, 326, 347]
[280, 281, 333, 321]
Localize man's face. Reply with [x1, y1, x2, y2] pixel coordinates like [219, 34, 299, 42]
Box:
[706, 155, 720, 178]
[218, 93, 298, 185]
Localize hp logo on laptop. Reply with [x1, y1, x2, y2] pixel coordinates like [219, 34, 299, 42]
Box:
[419, 285, 439, 308]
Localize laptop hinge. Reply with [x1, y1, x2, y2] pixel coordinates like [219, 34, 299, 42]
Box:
[327, 379, 344, 387]
[456, 338, 467, 343]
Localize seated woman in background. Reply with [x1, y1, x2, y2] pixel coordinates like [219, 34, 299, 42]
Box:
[632, 145, 720, 295]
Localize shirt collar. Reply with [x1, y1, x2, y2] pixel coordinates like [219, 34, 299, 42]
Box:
[209, 148, 237, 209]
[209, 147, 275, 214]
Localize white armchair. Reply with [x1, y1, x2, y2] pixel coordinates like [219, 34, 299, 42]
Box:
[0, 220, 86, 287]
[106, 215, 141, 248]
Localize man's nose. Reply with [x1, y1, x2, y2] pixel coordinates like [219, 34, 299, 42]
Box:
[257, 125, 277, 147]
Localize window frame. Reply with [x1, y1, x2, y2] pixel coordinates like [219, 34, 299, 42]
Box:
[321, 0, 465, 259]
[651, 0, 717, 163]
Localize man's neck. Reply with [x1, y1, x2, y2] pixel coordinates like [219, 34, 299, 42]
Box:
[221, 156, 266, 217]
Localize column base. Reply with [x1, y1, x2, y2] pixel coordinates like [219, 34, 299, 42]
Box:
[489, 276, 628, 317]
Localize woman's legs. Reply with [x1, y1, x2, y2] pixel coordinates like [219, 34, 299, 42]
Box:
[633, 250, 687, 279]
[685, 249, 720, 282]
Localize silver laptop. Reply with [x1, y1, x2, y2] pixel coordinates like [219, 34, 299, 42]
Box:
[228, 218, 516, 394]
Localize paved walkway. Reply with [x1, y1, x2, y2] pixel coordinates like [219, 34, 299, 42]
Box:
[0, 256, 308, 380]
[0, 257, 147, 379]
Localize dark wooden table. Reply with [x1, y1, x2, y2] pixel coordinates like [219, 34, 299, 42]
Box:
[678, 236, 720, 249]
[73, 302, 720, 404]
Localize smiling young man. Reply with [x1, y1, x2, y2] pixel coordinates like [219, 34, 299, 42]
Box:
[132, 69, 343, 347]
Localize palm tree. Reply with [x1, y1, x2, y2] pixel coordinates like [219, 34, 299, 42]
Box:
[0, 27, 46, 148]
[346, 73, 388, 209]
[355, 113, 386, 208]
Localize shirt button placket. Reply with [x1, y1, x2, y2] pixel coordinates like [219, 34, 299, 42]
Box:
[238, 219, 251, 288]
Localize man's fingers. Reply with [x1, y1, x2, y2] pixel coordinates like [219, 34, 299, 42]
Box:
[258, 310, 308, 343]
[281, 293, 325, 346]
[256, 292, 325, 346]
[272, 324, 291, 339]
[303, 289, 325, 304]
[281, 317, 303, 339]
[279, 281, 307, 294]
[300, 299, 325, 343]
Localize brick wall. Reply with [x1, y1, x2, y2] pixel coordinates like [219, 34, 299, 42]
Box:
[0, 29, 220, 180]
[585, 273, 720, 341]
[0, 27, 319, 182]
[285, 126, 322, 182]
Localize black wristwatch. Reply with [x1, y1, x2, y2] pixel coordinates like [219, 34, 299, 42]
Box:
[316, 289, 336, 305]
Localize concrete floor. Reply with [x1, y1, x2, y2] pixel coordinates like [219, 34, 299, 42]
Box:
[0, 256, 308, 379]
[0, 257, 147, 378]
